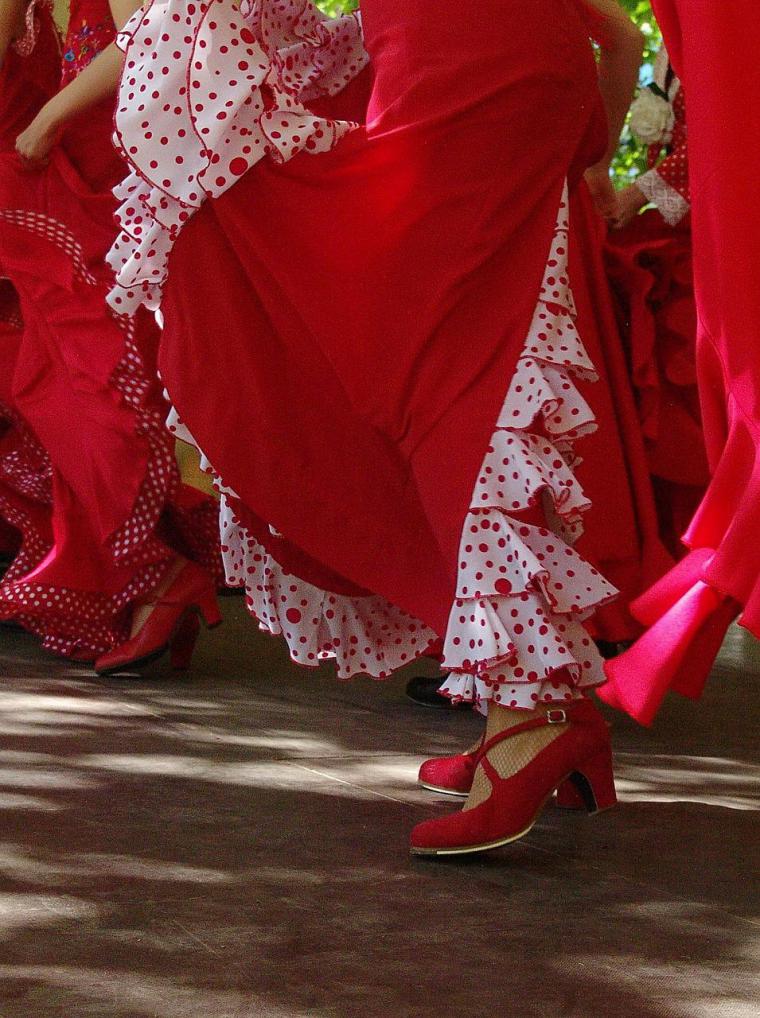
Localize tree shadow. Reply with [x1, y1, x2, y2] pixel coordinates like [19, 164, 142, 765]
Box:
[0, 616, 757, 1017]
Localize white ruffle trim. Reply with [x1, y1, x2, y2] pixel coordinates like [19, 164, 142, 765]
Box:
[106, 0, 368, 316]
[220, 496, 439, 678]
[165, 181, 615, 706]
[440, 184, 616, 708]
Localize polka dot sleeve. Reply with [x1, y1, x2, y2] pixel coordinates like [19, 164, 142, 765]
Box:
[106, 0, 368, 316]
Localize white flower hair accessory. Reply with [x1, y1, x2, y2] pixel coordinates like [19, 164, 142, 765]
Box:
[629, 83, 675, 147]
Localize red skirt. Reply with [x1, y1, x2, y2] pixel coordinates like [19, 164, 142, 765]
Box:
[603, 0, 760, 724]
[0, 1, 59, 587]
[0, 95, 221, 657]
[570, 186, 674, 641]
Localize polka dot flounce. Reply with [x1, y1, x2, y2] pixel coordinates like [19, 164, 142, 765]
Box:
[0, 402, 52, 584]
[106, 0, 367, 316]
[440, 187, 617, 708]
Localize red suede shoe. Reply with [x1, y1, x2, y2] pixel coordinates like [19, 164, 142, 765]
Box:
[418, 736, 590, 808]
[410, 700, 616, 857]
[418, 743, 481, 797]
[95, 561, 221, 676]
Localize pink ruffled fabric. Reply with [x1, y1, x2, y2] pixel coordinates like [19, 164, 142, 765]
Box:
[165, 186, 616, 705]
[107, 0, 367, 315]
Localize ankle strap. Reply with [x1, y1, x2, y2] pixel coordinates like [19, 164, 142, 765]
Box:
[474, 708, 570, 767]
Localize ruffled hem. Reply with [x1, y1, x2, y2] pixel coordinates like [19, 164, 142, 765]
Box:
[601, 395, 760, 723]
[106, 0, 367, 316]
[439, 186, 616, 709]
[165, 184, 615, 704]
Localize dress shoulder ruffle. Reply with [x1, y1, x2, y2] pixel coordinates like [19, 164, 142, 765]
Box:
[107, 0, 368, 314]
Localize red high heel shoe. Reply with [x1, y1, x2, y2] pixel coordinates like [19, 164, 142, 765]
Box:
[410, 699, 616, 857]
[418, 742, 482, 797]
[169, 611, 201, 671]
[94, 561, 221, 676]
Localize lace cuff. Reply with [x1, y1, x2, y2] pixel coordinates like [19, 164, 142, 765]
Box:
[638, 169, 690, 226]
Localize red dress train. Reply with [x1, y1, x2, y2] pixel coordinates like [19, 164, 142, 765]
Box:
[0, 0, 221, 658]
[603, 0, 760, 722]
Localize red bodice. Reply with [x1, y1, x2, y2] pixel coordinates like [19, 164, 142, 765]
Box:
[60, 0, 115, 86]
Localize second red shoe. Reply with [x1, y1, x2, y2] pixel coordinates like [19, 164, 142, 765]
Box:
[95, 561, 221, 676]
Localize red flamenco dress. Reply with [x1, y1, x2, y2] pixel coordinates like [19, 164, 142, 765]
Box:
[0, 0, 221, 659]
[108, 0, 619, 710]
[605, 48, 708, 559]
[0, 0, 60, 580]
[603, 0, 760, 723]
[569, 181, 673, 642]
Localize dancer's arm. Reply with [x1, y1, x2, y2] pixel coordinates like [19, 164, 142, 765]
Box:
[16, 0, 140, 165]
[0, 0, 28, 69]
[579, 0, 645, 221]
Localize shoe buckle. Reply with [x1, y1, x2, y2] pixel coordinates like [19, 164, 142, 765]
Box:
[546, 709, 568, 725]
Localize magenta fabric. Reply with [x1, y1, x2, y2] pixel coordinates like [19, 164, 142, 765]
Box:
[603, 0, 760, 721]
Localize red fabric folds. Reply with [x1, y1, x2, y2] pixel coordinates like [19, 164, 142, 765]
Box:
[605, 210, 707, 555]
[570, 184, 673, 640]
[0, 0, 221, 656]
[602, 0, 760, 721]
[160, 0, 607, 638]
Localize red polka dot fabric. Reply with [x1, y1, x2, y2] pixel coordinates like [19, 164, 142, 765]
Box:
[106, 0, 367, 315]
[639, 49, 690, 226]
[11, 0, 54, 59]
[0, 383, 53, 584]
[164, 186, 616, 706]
[0, 308, 179, 658]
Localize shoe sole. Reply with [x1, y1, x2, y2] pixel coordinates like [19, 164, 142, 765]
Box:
[411, 777, 617, 857]
[418, 780, 469, 798]
[410, 815, 541, 857]
[94, 615, 223, 677]
[95, 644, 169, 677]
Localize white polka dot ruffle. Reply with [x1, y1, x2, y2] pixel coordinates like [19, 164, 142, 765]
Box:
[440, 186, 617, 709]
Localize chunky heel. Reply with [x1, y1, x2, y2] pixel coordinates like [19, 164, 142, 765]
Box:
[170, 611, 200, 671]
[555, 778, 586, 811]
[198, 588, 223, 629]
[564, 748, 617, 814]
[411, 699, 616, 856]
[94, 560, 221, 676]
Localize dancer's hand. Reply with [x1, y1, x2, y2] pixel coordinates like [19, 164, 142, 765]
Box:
[611, 184, 648, 230]
[16, 111, 61, 169]
[584, 163, 618, 225]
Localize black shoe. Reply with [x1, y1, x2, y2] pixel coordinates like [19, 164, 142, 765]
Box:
[595, 640, 633, 660]
[405, 674, 471, 710]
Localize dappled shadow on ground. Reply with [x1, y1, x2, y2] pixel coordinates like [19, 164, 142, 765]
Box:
[0, 612, 757, 1018]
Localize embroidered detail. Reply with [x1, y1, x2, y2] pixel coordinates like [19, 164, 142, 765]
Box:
[637, 169, 690, 226]
[60, 18, 114, 85]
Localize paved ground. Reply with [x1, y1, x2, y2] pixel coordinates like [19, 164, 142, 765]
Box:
[0, 598, 757, 1017]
